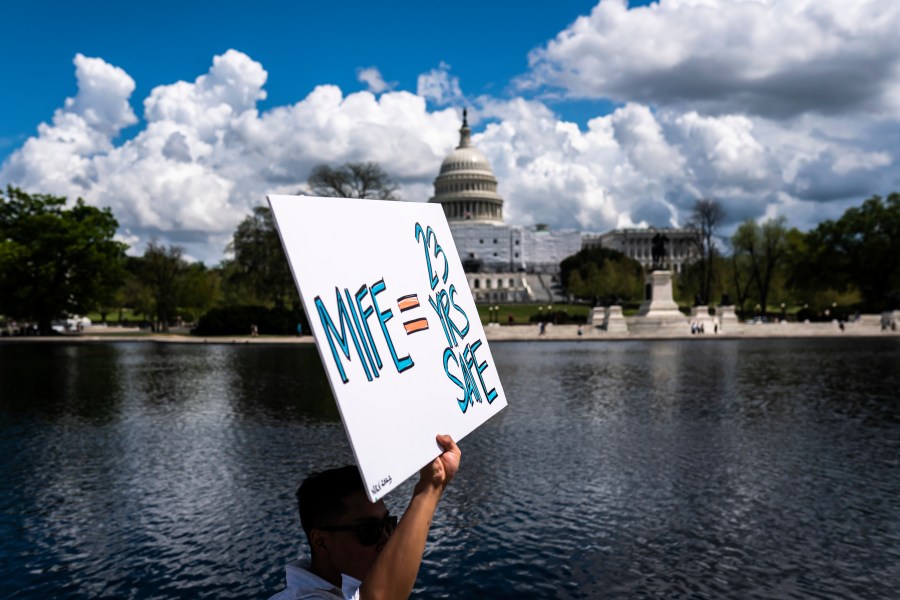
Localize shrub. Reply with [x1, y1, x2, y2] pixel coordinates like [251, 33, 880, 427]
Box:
[193, 305, 308, 336]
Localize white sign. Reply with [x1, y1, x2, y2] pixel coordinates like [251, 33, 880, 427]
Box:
[268, 195, 508, 502]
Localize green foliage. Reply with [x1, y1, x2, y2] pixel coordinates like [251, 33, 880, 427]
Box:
[307, 162, 399, 199]
[731, 217, 789, 318]
[178, 262, 222, 322]
[560, 247, 643, 305]
[800, 193, 900, 310]
[687, 198, 725, 304]
[227, 206, 296, 308]
[119, 257, 155, 318]
[0, 186, 126, 332]
[117, 244, 220, 330]
[135, 242, 187, 331]
[678, 254, 729, 306]
[193, 305, 308, 336]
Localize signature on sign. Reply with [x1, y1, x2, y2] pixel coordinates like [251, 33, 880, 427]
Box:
[370, 475, 393, 496]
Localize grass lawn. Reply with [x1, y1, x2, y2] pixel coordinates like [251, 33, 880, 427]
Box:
[475, 303, 592, 324]
[84, 309, 142, 324]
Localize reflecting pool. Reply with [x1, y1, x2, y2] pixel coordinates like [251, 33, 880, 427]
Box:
[1, 338, 898, 598]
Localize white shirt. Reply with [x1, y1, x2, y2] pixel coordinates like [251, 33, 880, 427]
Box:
[268, 559, 362, 600]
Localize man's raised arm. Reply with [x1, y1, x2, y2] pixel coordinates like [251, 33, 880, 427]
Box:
[359, 434, 461, 600]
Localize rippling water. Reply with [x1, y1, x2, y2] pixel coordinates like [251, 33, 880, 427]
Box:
[1, 339, 898, 599]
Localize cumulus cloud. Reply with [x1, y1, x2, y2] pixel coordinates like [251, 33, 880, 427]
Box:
[417, 62, 464, 106]
[143, 49, 268, 142]
[66, 53, 138, 136]
[471, 93, 900, 235]
[162, 132, 192, 163]
[0, 51, 461, 263]
[494, 0, 900, 232]
[473, 97, 687, 232]
[1, 53, 137, 191]
[356, 67, 395, 93]
[525, 0, 900, 119]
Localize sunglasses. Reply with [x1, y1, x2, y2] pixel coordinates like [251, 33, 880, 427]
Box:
[318, 514, 398, 546]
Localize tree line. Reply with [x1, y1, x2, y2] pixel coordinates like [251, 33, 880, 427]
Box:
[563, 194, 900, 320]
[2, 168, 898, 334]
[0, 162, 397, 334]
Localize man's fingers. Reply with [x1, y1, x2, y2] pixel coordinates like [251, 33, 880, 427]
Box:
[436, 434, 459, 455]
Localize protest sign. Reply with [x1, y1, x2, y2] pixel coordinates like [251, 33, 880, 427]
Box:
[268, 194, 508, 501]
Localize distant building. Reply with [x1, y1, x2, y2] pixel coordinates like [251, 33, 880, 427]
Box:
[582, 227, 699, 273]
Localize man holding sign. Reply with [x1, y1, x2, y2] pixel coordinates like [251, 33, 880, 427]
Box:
[269, 434, 460, 600]
[266, 195, 506, 597]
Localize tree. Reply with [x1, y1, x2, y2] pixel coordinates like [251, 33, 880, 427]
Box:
[136, 241, 187, 331]
[227, 206, 296, 308]
[0, 186, 126, 333]
[177, 262, 221, 323]
[306, 162, 399, 199]
[729, 250, 755, 318]
[687, 198, 725, 305]
[731, 217, 789, 318]
[678, 253, 728, 306]
[802, 193, 900, 310]
[561, 246, 643, 306]
[118, 263, 154, 322]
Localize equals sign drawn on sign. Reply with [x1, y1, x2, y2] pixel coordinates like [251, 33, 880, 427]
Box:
[398, 294, 429, 334]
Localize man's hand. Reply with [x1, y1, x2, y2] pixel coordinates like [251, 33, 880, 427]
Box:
[418, 434, 460, 492]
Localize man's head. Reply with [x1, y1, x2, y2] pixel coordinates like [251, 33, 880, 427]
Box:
[296, 466, 394, 583]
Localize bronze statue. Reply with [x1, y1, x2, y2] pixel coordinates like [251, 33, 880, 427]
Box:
[651, 232, 668, 270]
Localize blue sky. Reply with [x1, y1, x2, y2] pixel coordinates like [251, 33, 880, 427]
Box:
[2, 0, 627, 159]
[3, 0, 898, 264]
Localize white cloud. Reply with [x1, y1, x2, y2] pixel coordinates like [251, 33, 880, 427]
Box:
[417, 62, 464, 106]
[0, 53, 137, 195]
[0, 51, 461, 263]
[356, 67, 395, 93]
[502, 0, 900, 231]
[525, 0, 900, 119]
[610, 103, 684, 179]
[473, 98, 684, 231]
[143, 49, 268, 142]
[66, 53, 138, 137]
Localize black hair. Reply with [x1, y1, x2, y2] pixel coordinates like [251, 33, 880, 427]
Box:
[296, 465, 365, 545]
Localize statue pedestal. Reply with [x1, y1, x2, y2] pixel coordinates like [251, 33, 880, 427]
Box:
[716, 305, 739, 332]
[603, 305, 629, 333]
[588, 306, 605, 326]
[631, 270, 687, 333]
[690, 305, 716, 332]
[637, 270, 680, 314]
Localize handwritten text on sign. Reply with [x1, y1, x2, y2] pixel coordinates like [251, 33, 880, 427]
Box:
[313, 222, 497, 413]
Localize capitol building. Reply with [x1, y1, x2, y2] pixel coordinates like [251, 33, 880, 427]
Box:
[428, 112, 698, 303]
[428, 111, 582, 303]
